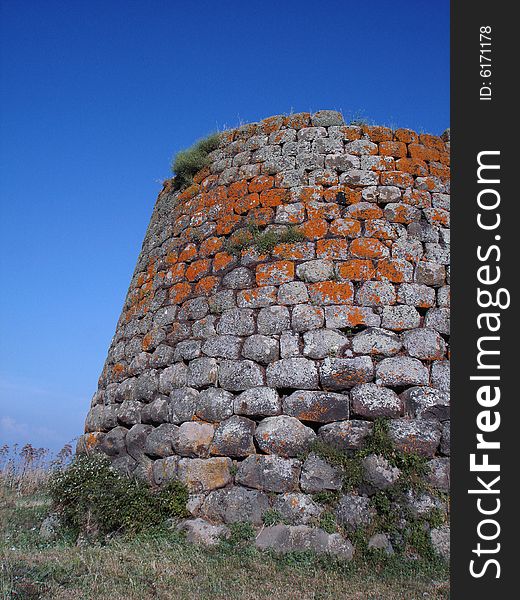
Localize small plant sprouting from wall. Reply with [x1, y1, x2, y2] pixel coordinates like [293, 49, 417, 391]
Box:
[225, 224, 305, 256]
[171, 132, 221, 190]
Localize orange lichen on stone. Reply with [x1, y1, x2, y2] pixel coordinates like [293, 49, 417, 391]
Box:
[403, 189, 432, 209]
[394, 128, 419, 144]
[260, 115, 284, 134]
[179, 244, 198, 262]
[283, 112, 311, 129]
[216, 214, 241, 235]
[337, 259, 376, 281]
[380, 171, 414, 188]
[200, 237, 223, 258]
[213, 252, 236, 273]
[256, 261, 295, 286]
[235, 193, 260, 214]
[322, 186, 361, 205]
[329, 218, 362, 238]
[376, 259, 411, 283]
[347, 204, 383, 220]
[185, 259, 211, 282]
[193, 166, 211, 185]
[363, 125, 393, 142]
[408, 144, 440, 162]
[300, 218, 329, 240]
[142, 332, 153, 352]
[378, 141, 407, 158]
[419, 133, 445, 151]
[396, 158, 429, 176]
[248, 207, 274, 226]
[300, 186, 324, 204]
[429, 162, 450, 179]
[178, 183, 200, 201]
[195, 276, 219, 296]
[170, 282, 192, 304]
[314, 170, 338, 186]
[309, 281, 354, 305]
[350, 238, 388, 259]
[169, 262, 186, 283]
[426, 208, 450, 227]
[316, 239, 350, 260]
[228, 180, 249, 199]
[272, 243, 313, 261]
[306, 201, 341, 221]
[260, 188, 287, 208]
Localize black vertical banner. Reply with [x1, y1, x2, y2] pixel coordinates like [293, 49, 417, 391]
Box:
[452, 1, 515, 597]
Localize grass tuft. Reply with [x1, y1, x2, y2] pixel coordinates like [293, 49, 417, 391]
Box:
[171, 132, 221, 190]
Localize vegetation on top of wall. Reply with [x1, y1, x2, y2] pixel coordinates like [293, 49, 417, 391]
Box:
[171, 132, 221, 190]
[48, 453, 188, 538]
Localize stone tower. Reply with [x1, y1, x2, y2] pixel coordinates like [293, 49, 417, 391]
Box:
[79, 111, 450, 534]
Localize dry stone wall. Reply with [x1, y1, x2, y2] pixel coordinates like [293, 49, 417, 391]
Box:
[79, 110, 450, 539]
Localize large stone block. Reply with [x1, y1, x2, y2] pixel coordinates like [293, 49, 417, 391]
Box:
[235, 455, 302, 493]
[283, 390, 349, 423]
[254, 416, 316, 457]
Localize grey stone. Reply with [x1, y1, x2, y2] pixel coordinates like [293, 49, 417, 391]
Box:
[117, 400, 142, 427]
[440, 421, 450, 455]
[210, 416, 256, 457]
[425, 308, 450, 335]
[173, 340, 202, 361]
[208, 290, 236, 313]
[193, 315, 218, 339]
[177, 457, 233, 493]
[376, 356, 429, 387]
[280, 331, 301, 358]
[219, 359, 265, 391]
[283, 390, 349, 423]
[325, 306, 381, 328]
[126, 424, 154, 460]
[257, 306, 290, 334]
[277, 281, 309, 305]
[351, 328, 402, 356]
[85, 404, 118, 432]
[273, 493, 323, 524]
[172, 422, 215, 458]
[196, 387, 234, 422]
[291, 304, 324, 332]
[236, 454, 302, 493]
[401, 386, 450, 421]
[141, 396, 169, 424]
[267, 358, 319, 390]
[217, 308, 256, 336]
[320, 356, 374, 390]
[431, 361, 450, 392]
[111, 454, 137, 476]
[222, 267, 254, 289]
[402, 328, 446, 360]
[311, 110, 344, 127]
[426, 457, 450, 491]
[335, 494, 376, 532]
[368, 533, 394, 555]
[300, 454, 343, 493]
[153, 456, 180, 486]
[362, 454, 400, 492]
[381, 305, 421, 331]
[159, 364, 188, 394]
[202, 335, 242, 359]
[415, 262, 446, 287]
[153, 305, 178, 328]
[303, 329, 349, 359]
[200, 486, 270, 525]
[356, 281, 396, 306]
[169, 387, 199, 424]
[177, 518, 230, 546]
[296, 259, 335, 283]
[397, 283, 436, 307]
[234, 387, 281, 417]
[39, 513, 61, 541]
[388, 419, 441, 457]
[405, 489, 445, 518]
[255, 416, 316, 457]
[237, 286, 277, 308]
[430, 525, 450, 561]
[275, 202, 306, 224]
[186, 358, 219, 388]
[318, 420, 373, 452]
[150, 344, 175, 368]
[341, 170, 379, 186]
[99, 426, 127, 457]
[144, 423, 178, 457]
[351, 383, 403, 419]
[242, 334, 279, 364]
[178, 297, 209, 321]
[255, 525, 354, 560]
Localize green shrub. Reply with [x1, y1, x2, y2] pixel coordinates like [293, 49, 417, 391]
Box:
[48, 453, 188, 537]
[224, 225, 305, 256]
[171, 132, 221, 190]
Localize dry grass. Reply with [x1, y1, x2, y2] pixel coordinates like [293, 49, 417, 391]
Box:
[0, 446, 449, 600]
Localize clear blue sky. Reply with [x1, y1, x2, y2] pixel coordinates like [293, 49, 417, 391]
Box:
[0, 0, 449, 452]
